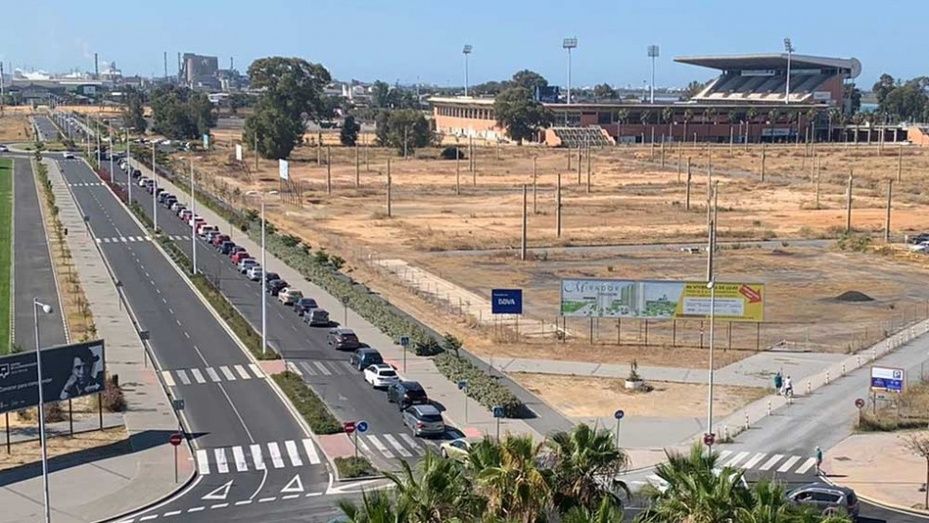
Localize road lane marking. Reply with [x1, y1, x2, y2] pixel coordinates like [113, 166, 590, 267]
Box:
[234, 365, 250, 379]
[220, 366, 236, 380]
[302, 438, 321, 465]
[313, 361, 331, 375]
[366, 435, 394, 458]
[759, 454, 783, 471]
[399, 434, 424, 455]
[777, 456, 801, 473]
[139, 516, 157, 522]
[250, 444, 266, 470]
[161, 371, 176, 387]
[232, 446, 248, 472]
[210, 503, 228, 509]
[206, 367, 221, 382]
[214, 448, 229, 473]
[176, 370, 191, 385]
[258, 497, 276, 503]
[187, 507, 204, 513]
[163, 510, 181, 517]
[723, 451, 750, 468]
[190, 369, 205, 384]
[267, 442, 285, 468]
[741, 453, 766, 469]
[282, 494, 299, 500]
[196, 449, 209, 474]
[795, 457, 817, 474]
[284, 440, 303, 466]
[248, 363, 263, 378]
[383, 434, 412, 457]
[717, 450, 732, 461]
[234, 500, 252, 506]
[298, 362, 316, 376]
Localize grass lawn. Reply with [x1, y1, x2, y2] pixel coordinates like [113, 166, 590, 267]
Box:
[0, 158, 11, 354]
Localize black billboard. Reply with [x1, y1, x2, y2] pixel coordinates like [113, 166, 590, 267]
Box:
[0, 340, 106, 414]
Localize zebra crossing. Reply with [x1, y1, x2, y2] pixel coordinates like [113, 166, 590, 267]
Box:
[289, 359, 363, 378]
[715, 449, 819, 475]
[195, 438, 321, 475]
[356, 432, 433, 460]
[68, 182, 104, 187]
[95, 234, 190, 244]
[161, 363, 266, 387]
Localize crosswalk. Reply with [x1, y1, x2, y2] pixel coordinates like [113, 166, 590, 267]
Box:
[161, 363, 265, 387]
[195, 438, 321, 475]
[68, 182, 104, 187]
[716, 449, 818, 475]
[289, 359, 363, 378]
[95, 234, 190, 244]
[356, 432, 432, 460]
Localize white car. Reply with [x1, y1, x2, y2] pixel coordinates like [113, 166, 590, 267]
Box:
[62, 151, 75, 159]
[908, 242, 929, 253]
[0, 144, 9, 152]
[364, 364, 399, 389]
[247, 265, 263, 281]
[237, 258, 257, 273]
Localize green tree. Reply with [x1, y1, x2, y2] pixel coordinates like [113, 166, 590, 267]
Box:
[682, 80, 707, 100]
[494, 86, 554, 144]
[593, 83, 617, 99]
[150, 85, 215, 139]
[123, 86, 147, 133]
[562, 496, 624, 523]
[371, 80, 391, 108]
[243, 57, 331, 159]
[547, 423, 630, 512]
[881, 81, 928, 121]
[337, 489, 408, 523]
[386, 452, 484, 522]
[340, 115, 361, 146]
[227, 92, 252, 116]
[473, 435, 553, 521]
[375, 109, 433, 154]
[872, 73, 896, 105]
[511, 70, 548, 92]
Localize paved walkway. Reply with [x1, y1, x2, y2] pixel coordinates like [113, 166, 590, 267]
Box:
[0, 159, 192, 523]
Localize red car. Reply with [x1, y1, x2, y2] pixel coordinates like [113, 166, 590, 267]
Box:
[231, 250, 251, 264]
[212, 234, 230, 247]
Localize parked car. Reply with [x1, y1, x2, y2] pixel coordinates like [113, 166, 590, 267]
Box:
[247, 265, 263, 281]
[179, 210, 193, 221]
[401, 404, 445, 437]
[439, 437, 480, 461]
[171, 202, 184, 213]
[364, 364, 400, 389]
[267, 279, 288, 296]
[0, 144, 9, 152]
[137, 177, 149, 187]
[237, 258, 258, 273]
[63, 151, 76, 159]
[303, 308, 329, 326]
[327, 328, 361, 351]
[212, 234, 230, 247]
[203, 231, 220, 243]
[908, 242, 929, 253]
[386, 380, 428, 409]
[163, 196, 177, 208]
[786, 483, 859, 520]
[229, 246, 247, 260]
[350, 348, 383, 371]
[198, 225, 217, 238]
[132, 169, 142, 178]
[230, 250, 250, 264]
[293, 297, 318, 316]
[278, 288, 303, 305]
[219, 241, 236, 255]
[264, 272, 280, 282]
[906, 233, 929, 244]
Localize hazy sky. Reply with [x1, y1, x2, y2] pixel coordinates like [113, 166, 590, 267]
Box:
[1, 0, 922, 89]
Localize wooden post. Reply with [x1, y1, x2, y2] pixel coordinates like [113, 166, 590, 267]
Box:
[761, 143, 766, 182]
[685, 158, 692, 211]
[885, 179, 893, 243]
[677, 149, 682, 182]
[815, 169, 821, 210]
[364, 135, 369, 171]
[586, 144, 592, 193]
[386, 158, 392, 218]
[729, 126, 734, 155]
[456, 146, 461, 196]
[469, 135, 474, 173]
[521, 184, 528, 260]
[845, 172, 853, 233]
[576, 146, 582, 184]
[556, 173, 562, 237]
[897, 144, 903, 182]
[355, 146, 360, 188]
[532, 156, 538, 214]
[326, 145, 332, 194]
[254, 133, 259, 171]
[567, 146, 572, 170]
[660, 141, 665, 168]
[317, 138, 322, 166]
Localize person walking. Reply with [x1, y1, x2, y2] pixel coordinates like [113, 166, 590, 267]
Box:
[783, 375, 793, 397]
[774, 371, 783, 395]
[815, 446, 823, 475]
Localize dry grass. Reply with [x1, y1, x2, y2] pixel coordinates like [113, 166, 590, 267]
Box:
[0, 425, 127, 471]
[0, 107, 35, 142]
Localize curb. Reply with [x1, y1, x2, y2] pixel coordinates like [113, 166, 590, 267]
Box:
[819, 473, 929, 519]
[35, 158, 71, 343]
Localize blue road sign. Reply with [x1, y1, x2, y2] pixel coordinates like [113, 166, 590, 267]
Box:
[457, 380, 468, 390]
[399, 336, 410, 347]
[492, 406, 505, 418]
[614, 409, 625, 420]
[491, 289, 523, 315]
[870, 366, 904, 392]
[356, 420, 369, 433]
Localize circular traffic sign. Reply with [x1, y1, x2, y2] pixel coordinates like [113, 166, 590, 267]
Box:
[614, 409, 625, 420]
[343, 421, 356, 434]
[703, 432, 716, 446]
[356, 420, 369, 434]
[169, 432, 183, 446]
[854, 398, 865, 409]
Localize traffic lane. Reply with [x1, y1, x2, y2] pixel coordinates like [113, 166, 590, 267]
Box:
[12, 158, 67, 351]
[33, 116, 59, 141]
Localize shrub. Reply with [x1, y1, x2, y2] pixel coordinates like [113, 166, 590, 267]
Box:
[434, 352, 523, 417]
[44, 402, 67, 422]
[335, 456, 376, 478]
[100, 377, 127, 412]
[273, 372, 342, 434]
[440, 146, 466, 160]
[281, 234, 301, 248]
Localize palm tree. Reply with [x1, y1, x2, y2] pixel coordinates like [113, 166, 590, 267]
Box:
[734, 480, 801, 523]
[683, 109, 694, 144]
[386, 452, 483, 522]
[562, 496, 624, 523]
[337, 489, 409, 523]
[746, 107, 759, 143]
[547, 423, 630, 512]
[473, 435, 553, 523]
[615, 109, 629, 142]
[662, 107, 674, 141]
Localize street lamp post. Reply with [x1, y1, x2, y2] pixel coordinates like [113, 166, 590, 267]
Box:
[33, 298, 54, 523]
[126, 129, 132, 203]
[152, 142, 157, 232]
[563, 38, 577, 105]
[247, 190, 279, 357]
[462, 45, 472, 97]
[647, 45, 660, 104]
[190, 158, 197, 275]
[705, 280, 717, 444]
[784, 38, 794, 106]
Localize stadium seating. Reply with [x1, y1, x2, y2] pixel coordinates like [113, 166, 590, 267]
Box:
[550, 127, 615, 148]
[696, 72, 830, 104]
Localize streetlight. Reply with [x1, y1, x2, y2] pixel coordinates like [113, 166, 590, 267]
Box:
[125, 129, 132, 203]
[705, 280, 717, 447]
[189, 158, 197, 275]
[246, 190, 279, 357]
[784, 37, 794, 106]
[647, 45, 660, 104]
[462, 45, 472, 97]
[33, 298, 54, 523]
[152, 142, 158, 232]
[563, 37, 578, 104]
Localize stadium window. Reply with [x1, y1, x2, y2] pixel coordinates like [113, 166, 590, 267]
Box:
[597, 112, 612, 125]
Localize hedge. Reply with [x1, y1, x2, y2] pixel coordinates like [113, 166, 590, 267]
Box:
[334, 456, 377, 478]
[273, 371, 342, 435]
[433, 353, 523, 417]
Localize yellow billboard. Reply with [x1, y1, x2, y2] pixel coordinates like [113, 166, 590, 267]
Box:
[673, 282, 765, 322]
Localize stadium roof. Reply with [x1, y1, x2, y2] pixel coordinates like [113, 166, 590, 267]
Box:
[675, 53, 861, 78]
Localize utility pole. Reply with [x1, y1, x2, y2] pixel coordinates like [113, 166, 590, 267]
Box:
[254, 134, 259, 171]
[386, 158, 392, 218]
[586, 144, 592, 193]
[556, 173, 562, 237]
[845, 172, 853, 233]
[521, 185, 528, 261]
[761, 143, 766, 182]
[326, 145, 332, 195]
[532, 156, 538, 214]
[455, 146, 461, 196]
[355, 146, 360, 188]
[152, 142, 157, 232]
[685, 157, 692, 210]
[706, 179, 715, 281]
[190, 158, 197, 275]
[885, 179, 893, 242]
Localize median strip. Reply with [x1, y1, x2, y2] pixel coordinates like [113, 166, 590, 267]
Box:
[270, 371, 341, 435]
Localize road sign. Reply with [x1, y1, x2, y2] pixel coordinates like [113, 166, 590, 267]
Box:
[343, 421, 356, 434]
[399, 336, 410, 348]
[854, 398, 865, 409]
[458, 380, 468, 390]
[614, 409, 625, 420]
[491, 289, 523, 315]
[169, 432, 183, 446]
[703, 433, 716, 446]
[0, 339, 106, 414]
[356, 420, 369, 433]
[492, 406, 505, 418]
[870, 366, 905, 392]
[172, 398, 185, 411]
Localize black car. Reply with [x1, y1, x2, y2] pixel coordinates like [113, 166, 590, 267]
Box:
[327, 328, 361, 350]
[132, 169, 142, 178]
[387, 381, 428, 409]
[264, 272, 280, 283]
[219, 241, 236, 255]
[350, 348, 383, 371]
[267, 279, 288, 296]
[293, 297, 318, 316]
[908, 233, 929, 244]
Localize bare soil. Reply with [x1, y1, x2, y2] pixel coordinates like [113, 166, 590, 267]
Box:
[0, 426, 127, 471]
[0, 107, 34, 142]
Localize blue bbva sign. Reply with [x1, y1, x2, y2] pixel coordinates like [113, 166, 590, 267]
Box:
[491, 289, 523, 315]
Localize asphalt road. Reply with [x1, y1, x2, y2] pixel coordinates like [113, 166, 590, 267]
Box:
[7, 151, 68, 352]
[55, 156, 331, 521]
[33, 116, 59, 142]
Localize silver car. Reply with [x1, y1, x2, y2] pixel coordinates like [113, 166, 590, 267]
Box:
[401, 404, 445, 437]
[787, 483, 859, 520]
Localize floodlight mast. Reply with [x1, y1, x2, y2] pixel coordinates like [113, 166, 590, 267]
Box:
[563, 37, 578, 105]
[462, 45, 472, 97]
[647, 45, 660, 104]
[784, 38, 794, 105]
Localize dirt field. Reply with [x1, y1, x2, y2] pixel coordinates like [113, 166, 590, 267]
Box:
[0, 426, 127, 471]
[0, 107, 34, 142]
[512, 373, 767, 419]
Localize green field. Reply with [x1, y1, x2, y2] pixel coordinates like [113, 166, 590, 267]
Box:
[0, 158, 11, 354]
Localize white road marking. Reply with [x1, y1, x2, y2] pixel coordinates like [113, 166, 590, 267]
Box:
[366, 435, 395, 458]
[777, 455, 801, 473]
[383, 434, 412, 457]
[299, 362, 316, 376]
[234, 500, 252, 506]
[210, 503, 228, 509]
[759, 454, 783, 471]
[139, 516, 157, 522]
[258, 497, 276, 503]
[187, 507, 204, 513]
[795, 457, 817, 474]
[282, 494, 299, 500]
[338, 361, 356, 373]
[220, 366, 236, 380]
[234, 365, 251, 380]
[267, 442, 285, 468]
[176, 370, 190, 385]
[232, 446, 248, 472]
[161, 371, 176, 387]
[724, 451, 750, 468]
[250, 444, 266, 470]
[399, 433, 424, 455]
[313, 361, 331, 376]
[741, 453, 767, 469]
[214, 448, 229, 474]
[717, 450, 733, 461]
[302, 438, 321, 465]
[196, 449, 210, 475]
[205, 367, 221, 382]
[190, 369, 205, 384]
[163, 510, 181, 517]
[284, 440, 303, 467]
[248, 363, 263, 378]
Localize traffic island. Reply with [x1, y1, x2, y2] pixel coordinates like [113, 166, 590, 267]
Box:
[334, 456, 377, 479]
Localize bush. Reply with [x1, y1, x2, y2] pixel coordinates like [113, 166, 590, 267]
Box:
[273, 372, 342, 434]
[335, 456, 376, 478]
[434, 352, 523, 417]
[44, 402, 67, 422]
[100, 377, 127, 412]
[440, 146, 466, 160]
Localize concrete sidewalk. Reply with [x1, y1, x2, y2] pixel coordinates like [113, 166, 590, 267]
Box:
[0, 160, 193, 523]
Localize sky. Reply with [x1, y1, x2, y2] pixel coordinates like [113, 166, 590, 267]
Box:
[1, 0, 924, 89]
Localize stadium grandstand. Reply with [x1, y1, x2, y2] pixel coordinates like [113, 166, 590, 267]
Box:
[429, 51, 908, 146]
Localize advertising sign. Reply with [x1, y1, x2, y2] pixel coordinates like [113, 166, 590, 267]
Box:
[491, 289, 523, 315]
[870, 366, 904, 392]
[234, 144, 243, 162]
[202, 134, 210, 149]
[279, 159, 289, 180]
[560, 279, 764, 322]
[0, 340, 106, 414]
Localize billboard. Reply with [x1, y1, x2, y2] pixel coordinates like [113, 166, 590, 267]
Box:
[0, 340, 106, 414]
[279, 159, 289, 180]
[491, 289, 523, 314]
[534, 85, 561, 103]
[870, 366, 904, 392]
[234, 144, 243, 162]
[560, 279, 764, 322]
[202, 134, 210, 149]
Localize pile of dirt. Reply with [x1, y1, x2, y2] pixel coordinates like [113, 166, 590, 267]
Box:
[833, 290, 875, 302]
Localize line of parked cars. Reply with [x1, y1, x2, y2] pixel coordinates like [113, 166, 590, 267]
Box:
[907, 232, 929, 253]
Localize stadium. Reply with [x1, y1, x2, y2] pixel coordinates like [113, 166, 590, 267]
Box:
[430, 52, 908, 147]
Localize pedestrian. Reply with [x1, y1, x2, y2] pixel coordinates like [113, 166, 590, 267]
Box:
[783, 375, 793, 397]
[815, 446, 823, 475]
[774, 371, 783, 394]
